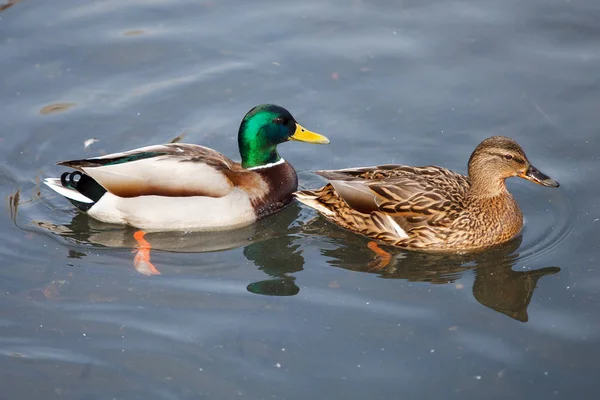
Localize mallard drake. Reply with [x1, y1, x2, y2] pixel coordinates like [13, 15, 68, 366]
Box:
[295, 136, 559, 252]
[45, 104, 330, 231]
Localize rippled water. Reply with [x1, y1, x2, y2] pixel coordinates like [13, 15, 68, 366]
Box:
[1, 0, 599, 398]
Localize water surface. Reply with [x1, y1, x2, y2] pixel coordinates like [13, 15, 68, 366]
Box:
[1, 0, 599, 399]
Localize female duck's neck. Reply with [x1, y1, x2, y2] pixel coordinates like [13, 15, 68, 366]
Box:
[468, 176, 509, 198]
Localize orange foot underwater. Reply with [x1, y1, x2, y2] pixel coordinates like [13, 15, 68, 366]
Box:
[367, 241, 392, 271]
[133, 230, 161, 276]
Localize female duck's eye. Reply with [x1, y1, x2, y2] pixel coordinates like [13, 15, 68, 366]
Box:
[273, 117, 285, 125]
[504, 154, 513, 160]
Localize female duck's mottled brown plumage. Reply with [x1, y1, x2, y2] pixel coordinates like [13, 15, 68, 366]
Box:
[295, 136, 559, 252]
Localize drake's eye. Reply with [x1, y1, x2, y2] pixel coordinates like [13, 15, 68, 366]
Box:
[504, 154, 513, 160]
[273, 117, 285, 125]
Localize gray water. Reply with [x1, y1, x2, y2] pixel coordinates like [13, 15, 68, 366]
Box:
[1, 0, 599, 399]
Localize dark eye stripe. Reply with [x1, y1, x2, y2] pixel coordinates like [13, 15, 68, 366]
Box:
[487, 151, 526, 164]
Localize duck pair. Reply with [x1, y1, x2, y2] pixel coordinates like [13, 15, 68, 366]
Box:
[45, 104, 559, 252]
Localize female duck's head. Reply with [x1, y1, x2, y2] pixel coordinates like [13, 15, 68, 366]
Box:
[238, 104, 330, 169]
[467, 136, 559, 196]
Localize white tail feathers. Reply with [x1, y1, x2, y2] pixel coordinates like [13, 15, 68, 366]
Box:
[294, 191, 335, 217]
[44, 178, 94, 204]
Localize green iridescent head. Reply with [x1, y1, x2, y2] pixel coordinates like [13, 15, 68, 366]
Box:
[237, 104, 330, 169]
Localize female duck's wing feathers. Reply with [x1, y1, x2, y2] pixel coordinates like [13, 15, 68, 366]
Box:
[314, 164, 471, 229]
[58, 143, 246, 198]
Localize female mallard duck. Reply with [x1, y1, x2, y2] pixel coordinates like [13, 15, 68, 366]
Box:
[295, 136, 559, 252]
[45, 104, 330, 231]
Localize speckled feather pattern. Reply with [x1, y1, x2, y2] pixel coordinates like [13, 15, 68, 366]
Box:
[295, 164, 525, 252]
[294, 136, 558, 251]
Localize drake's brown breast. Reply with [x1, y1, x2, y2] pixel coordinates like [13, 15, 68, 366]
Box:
[251, 161, 298, 219]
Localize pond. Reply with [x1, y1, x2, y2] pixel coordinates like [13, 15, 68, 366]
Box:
[1, 0, 598, 398]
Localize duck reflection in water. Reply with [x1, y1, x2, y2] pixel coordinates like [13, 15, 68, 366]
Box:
[300, 214, 560, 322]
[32, 203, 305, 291]
[31, 202, 558, 321]
[356, 237, 558, 322]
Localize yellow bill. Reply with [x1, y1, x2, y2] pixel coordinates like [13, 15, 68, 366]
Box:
[290, 123, 330, 144]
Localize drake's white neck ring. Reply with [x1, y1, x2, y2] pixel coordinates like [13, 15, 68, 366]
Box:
[247, 158, 286, 171]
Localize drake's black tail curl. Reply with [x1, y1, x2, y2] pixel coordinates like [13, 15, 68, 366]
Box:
[60, 171, 107, 211]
